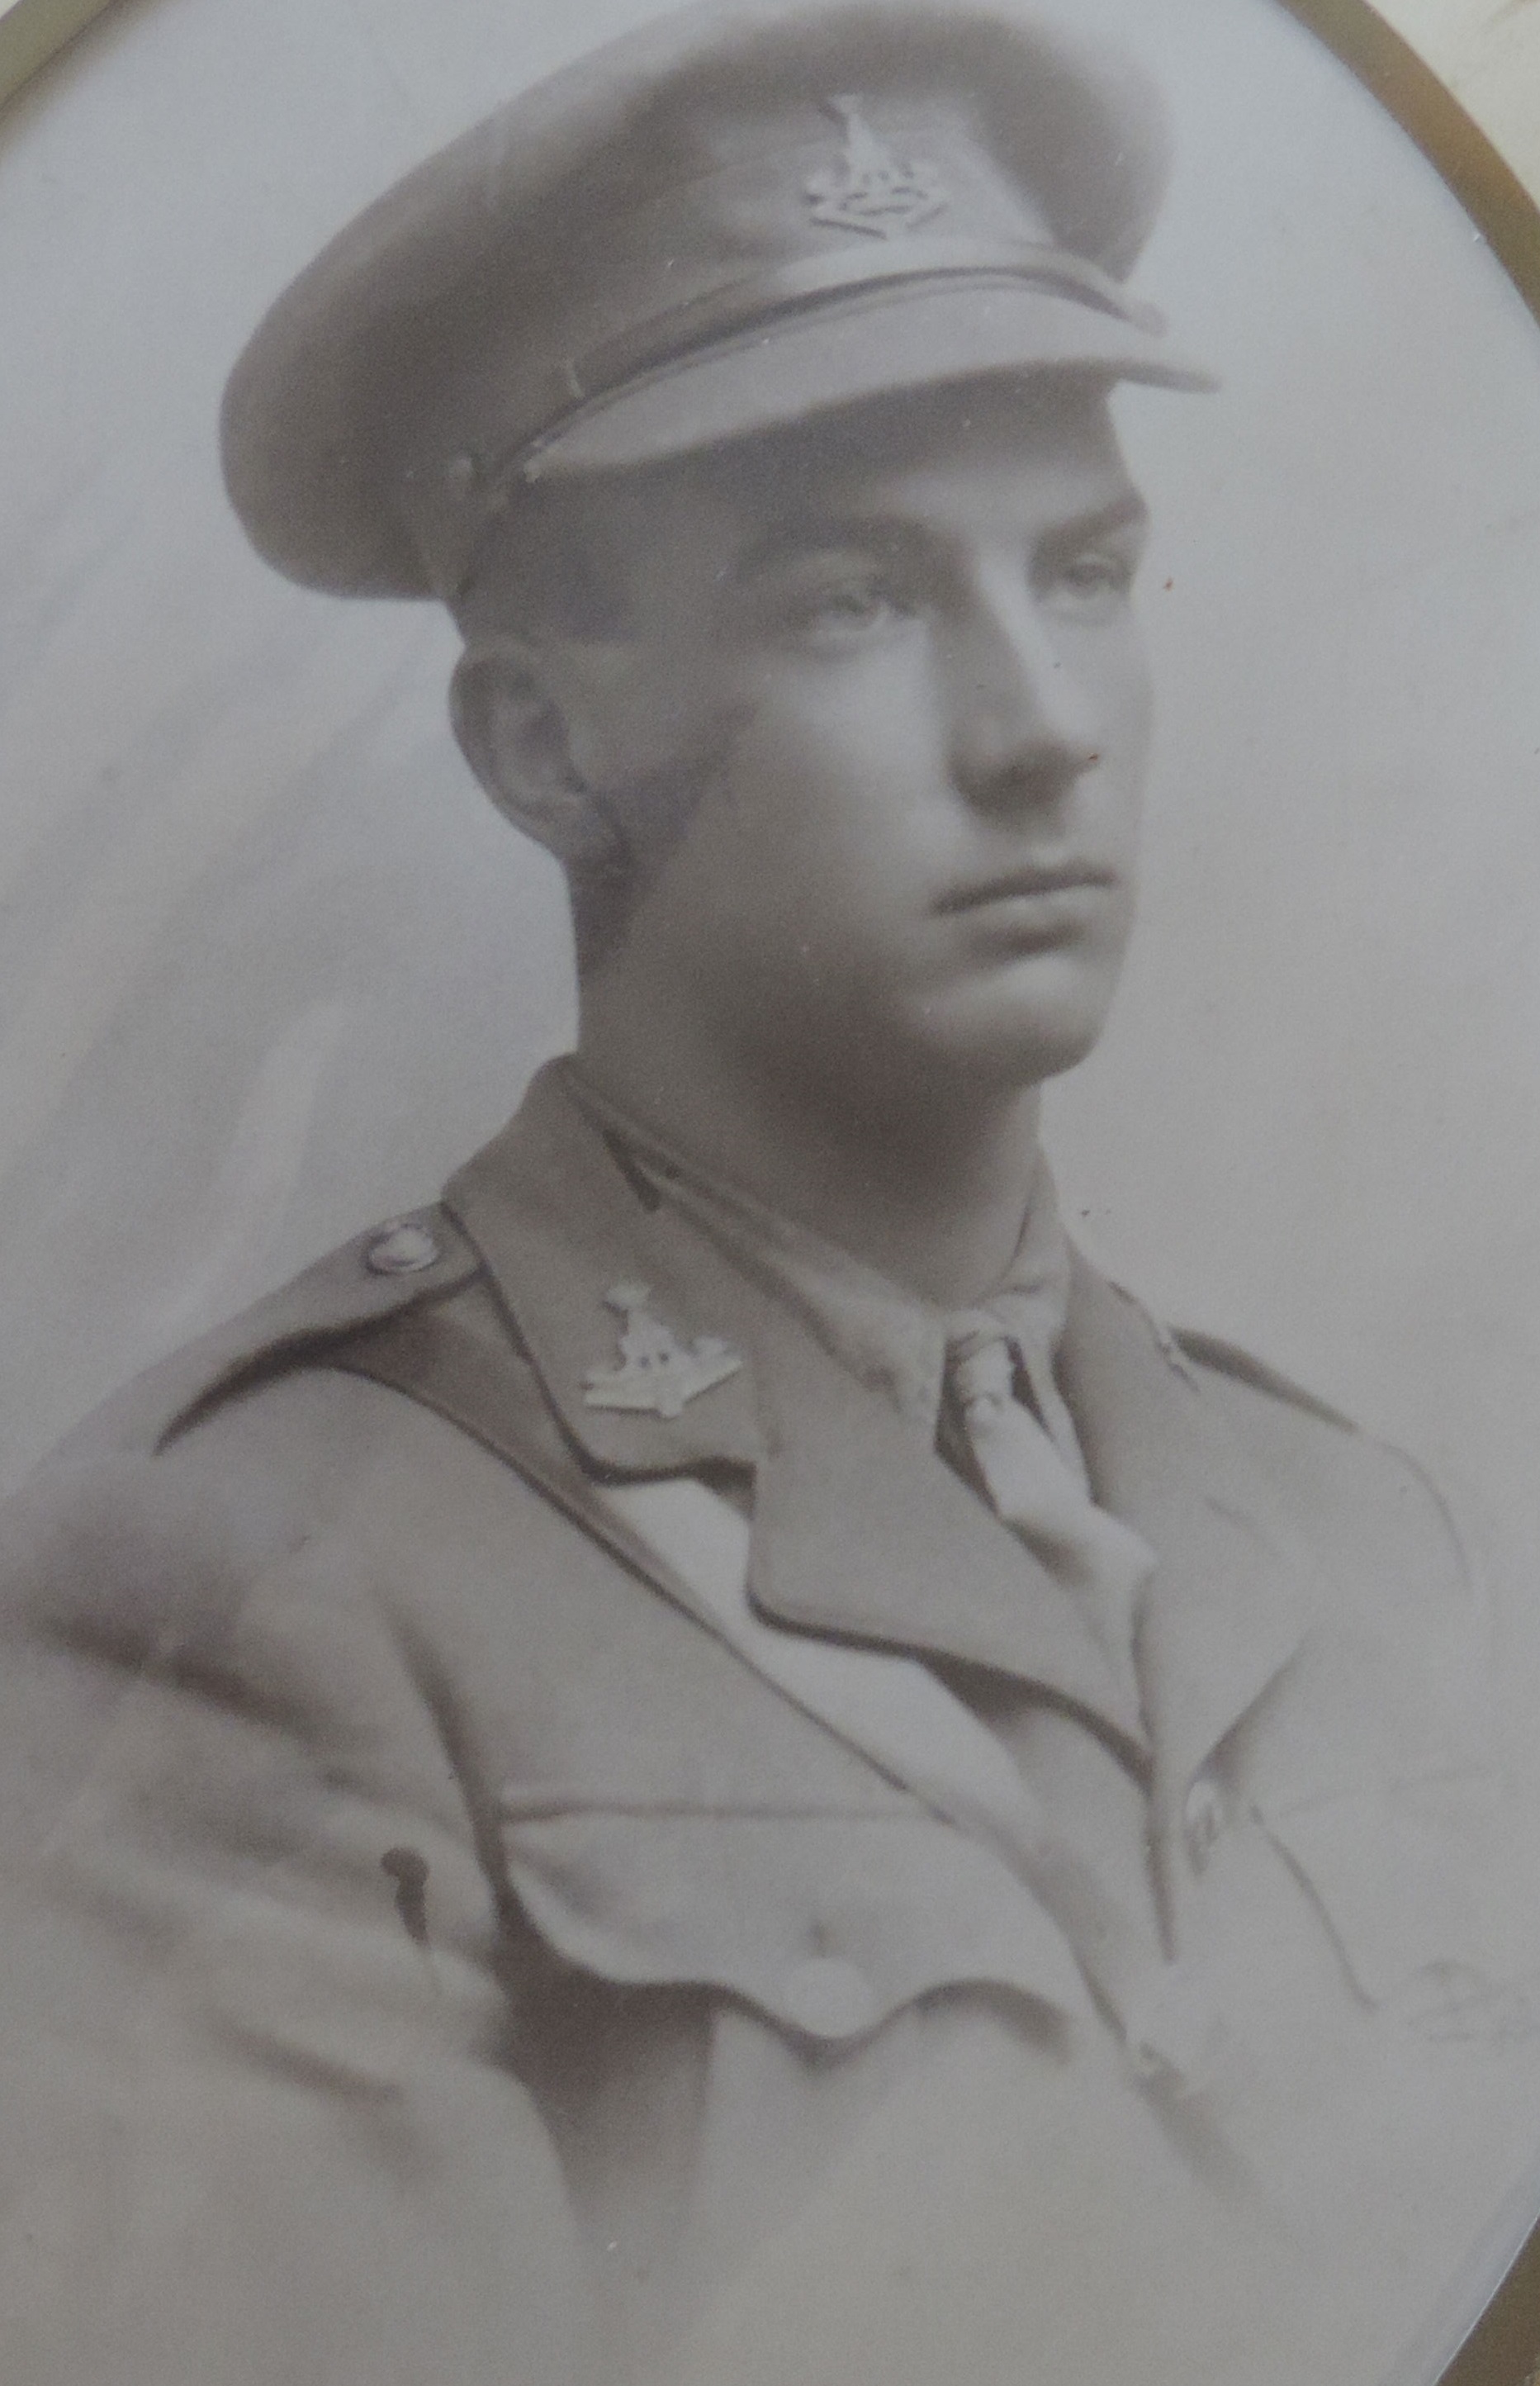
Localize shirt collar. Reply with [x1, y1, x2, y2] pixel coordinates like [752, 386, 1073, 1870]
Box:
[558, 1060, 1076, 1450]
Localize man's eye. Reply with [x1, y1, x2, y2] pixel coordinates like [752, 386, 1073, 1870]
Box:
[780, 570, 906, 643]
[820, 583, 888, 621]
[1050, 550, 1138, 605]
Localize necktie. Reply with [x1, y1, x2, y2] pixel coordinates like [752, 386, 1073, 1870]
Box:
[941, 1312, 1229, 2087]
[945, 1310, 1156, 1716]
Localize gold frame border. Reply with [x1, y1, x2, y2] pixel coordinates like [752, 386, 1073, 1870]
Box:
[1280, 0, 1540, 330]
[0, 0, 118, 111]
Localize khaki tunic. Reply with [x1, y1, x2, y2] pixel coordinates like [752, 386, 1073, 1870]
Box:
[0, 1062, 1538, 2385]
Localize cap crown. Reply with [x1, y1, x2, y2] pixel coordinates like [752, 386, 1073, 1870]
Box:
[222, 2, 1200, 600]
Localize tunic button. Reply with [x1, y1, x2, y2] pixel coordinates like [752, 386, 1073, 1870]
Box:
[780, 1955, 880, 2041]
[1182, 1774, 1229, 1873]
[365, 1220, 442, 1276]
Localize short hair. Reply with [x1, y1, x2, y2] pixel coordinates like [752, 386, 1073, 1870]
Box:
[453, 477, 637, 645]
[450, 473, 686, 977]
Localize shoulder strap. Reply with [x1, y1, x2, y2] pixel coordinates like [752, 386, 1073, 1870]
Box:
[50, 1207, 481, 1468]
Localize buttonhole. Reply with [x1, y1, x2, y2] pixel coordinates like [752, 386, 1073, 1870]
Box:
[381, 1846, 431, 1948]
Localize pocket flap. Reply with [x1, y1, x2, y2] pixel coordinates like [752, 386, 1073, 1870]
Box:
[500, 1801, 1093, 2042]
[1260, 1772, 1508, 2004]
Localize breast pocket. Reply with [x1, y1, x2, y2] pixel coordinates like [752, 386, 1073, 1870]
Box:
[497, 1794, 1094, 2046]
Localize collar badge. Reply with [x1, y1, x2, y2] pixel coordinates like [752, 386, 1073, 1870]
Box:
[804, 95, 950, 240]
[583, 1283, 744, 1420]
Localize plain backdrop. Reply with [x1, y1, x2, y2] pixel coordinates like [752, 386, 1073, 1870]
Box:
[2, 0, 1540, 1686]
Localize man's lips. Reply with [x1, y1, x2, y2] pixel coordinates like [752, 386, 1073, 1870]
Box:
[931, 863, 1116, 916]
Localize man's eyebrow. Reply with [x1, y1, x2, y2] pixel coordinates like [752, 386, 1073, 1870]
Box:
[1043, 491, 1151, 549]
[727, 489, 1152, 581]
[727, 514, 918, 581]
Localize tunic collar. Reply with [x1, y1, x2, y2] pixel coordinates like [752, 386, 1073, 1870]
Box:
[557, 1060, 1078, 1461]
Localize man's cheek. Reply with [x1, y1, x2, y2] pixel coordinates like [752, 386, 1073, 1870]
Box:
[1107, 641, 1154, 765]
[557, 632, 738, 795]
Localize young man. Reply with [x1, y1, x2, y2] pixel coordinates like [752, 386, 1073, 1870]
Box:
[2, 6, 1539, 2382]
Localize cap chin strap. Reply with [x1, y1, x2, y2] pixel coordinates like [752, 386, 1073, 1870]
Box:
[505, 236, 1161, 486]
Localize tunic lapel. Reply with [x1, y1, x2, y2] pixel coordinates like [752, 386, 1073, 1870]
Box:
[740, 1286, 1147, 1749]
[445, 1067, 1144, 1751]
[1057, 1255, 1310, 1830]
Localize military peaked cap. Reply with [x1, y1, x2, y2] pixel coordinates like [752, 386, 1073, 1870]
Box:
[221, 0, 1211, 603]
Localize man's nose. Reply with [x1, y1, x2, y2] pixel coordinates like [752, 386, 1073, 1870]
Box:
[941, 581, 1102, 810]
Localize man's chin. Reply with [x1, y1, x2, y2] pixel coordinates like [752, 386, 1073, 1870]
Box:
[907, 972, 1119, 1091]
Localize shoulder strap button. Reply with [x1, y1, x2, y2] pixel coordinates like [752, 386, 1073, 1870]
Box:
[365, 1220, 443, 1277]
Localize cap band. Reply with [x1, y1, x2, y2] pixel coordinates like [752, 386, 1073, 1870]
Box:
[512, 235, 1163, 482]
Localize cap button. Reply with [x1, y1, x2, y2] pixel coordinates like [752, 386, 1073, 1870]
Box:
[365, 1219, 443, 1277]
[780, 1954, 880, 2041]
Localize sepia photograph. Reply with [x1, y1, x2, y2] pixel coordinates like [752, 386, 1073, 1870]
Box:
[2, 0, 1540, 2379]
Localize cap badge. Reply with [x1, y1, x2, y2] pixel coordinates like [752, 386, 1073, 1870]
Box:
[804, 95, 949, 240]
[583, 1283, 744, 1420]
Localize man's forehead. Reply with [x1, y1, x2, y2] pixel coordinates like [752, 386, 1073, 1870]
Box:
[618, 382, 1144, 556]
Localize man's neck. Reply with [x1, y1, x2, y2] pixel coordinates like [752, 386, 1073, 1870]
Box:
[572, 1011, 1047, 1310]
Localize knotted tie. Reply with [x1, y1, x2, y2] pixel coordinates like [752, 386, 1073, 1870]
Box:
[941, 1312, 1225, 2087]
[945, 1310, 1156, 1715]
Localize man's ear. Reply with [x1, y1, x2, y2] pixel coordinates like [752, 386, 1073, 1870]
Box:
[450, 638, 615, 868]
